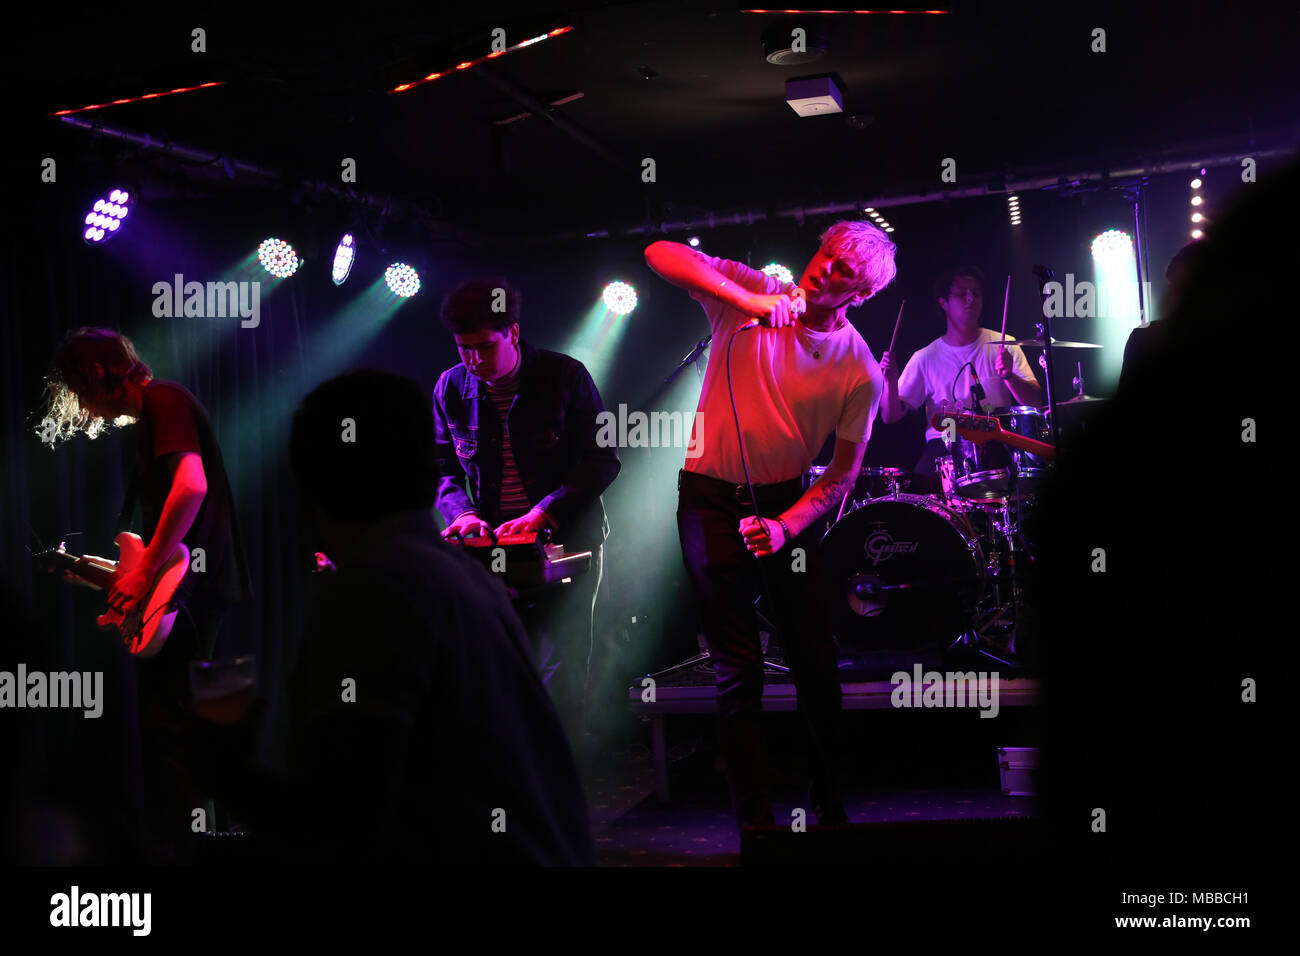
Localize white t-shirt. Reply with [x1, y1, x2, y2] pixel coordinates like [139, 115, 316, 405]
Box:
[685, 256, 881, 485]
[896, 327, 1038, 443]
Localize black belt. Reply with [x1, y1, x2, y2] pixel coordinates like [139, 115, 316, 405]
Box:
[678, 468, 805, 506]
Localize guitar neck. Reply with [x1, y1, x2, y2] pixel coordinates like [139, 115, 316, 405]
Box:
[995, 431, 1057, 460]
[65, 555, 118, 590]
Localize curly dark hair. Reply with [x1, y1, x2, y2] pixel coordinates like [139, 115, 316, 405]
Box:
[439, 277, 520, 335]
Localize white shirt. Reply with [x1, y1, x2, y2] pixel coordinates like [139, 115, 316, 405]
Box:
[897, 327, 1038, 443]
[685, 256, 882, 485]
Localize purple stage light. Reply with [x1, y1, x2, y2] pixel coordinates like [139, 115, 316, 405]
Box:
[332, 234, 356, 286]
[82, 187, 133, 244]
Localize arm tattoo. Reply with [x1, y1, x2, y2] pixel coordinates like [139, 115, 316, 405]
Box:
[807, 474, 855, 516]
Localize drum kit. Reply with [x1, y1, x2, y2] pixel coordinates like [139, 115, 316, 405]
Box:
[815, 337, 1105, 670]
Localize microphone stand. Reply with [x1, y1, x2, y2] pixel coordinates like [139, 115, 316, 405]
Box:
[643, 329, 791, 681]
[1031, 264, 1062, 450]
[650, 333, 710, 400]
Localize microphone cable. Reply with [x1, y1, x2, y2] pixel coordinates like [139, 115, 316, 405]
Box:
[724, 289, 806, 636]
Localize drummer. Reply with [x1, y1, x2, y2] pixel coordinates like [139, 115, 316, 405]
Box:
[879, 266, 1042, 494]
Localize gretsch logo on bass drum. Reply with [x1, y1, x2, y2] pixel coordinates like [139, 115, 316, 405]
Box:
[864, 524, 919, 566]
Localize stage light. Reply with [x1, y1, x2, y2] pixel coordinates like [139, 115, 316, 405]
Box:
[884, 226, 895, 233]
[1191, 229, 1203, 239]
[332, 234, 356, 285]
[762, 263, 794, 284]
[1188, 175, 1208, 232]
[384, 263, 421, 297]
[257, 238, 301, 278]
[81, 187, 133, 244]
[1090, 229, 1140, 388]
[864, 207, 876, 213]
[689, 237, 700, 247]
[602, 281, 638, 316]
[1090, 229, 1131, 260]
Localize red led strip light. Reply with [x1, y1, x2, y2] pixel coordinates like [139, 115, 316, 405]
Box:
[52, 81, 225, 117]
[741, 9, 950, 13]
[390, 26, 573, 93]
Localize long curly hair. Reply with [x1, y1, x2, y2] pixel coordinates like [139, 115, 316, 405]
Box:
[37, 328, 152, 444]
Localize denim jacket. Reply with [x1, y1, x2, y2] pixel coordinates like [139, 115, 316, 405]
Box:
[432, 341, 620, 549]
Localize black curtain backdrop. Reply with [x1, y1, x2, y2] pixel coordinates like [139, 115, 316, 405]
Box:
[6, 186, 326, 858]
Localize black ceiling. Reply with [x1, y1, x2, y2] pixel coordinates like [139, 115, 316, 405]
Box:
[19, 2, 1300, 241]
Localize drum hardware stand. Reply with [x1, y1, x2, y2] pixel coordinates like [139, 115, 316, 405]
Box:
[1031, 264, 1062, 450]
[646, 597, 791, 681]
[950, 473, 1027, 665]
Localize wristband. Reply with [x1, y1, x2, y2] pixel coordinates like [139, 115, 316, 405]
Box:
[777, 516, 792, 544]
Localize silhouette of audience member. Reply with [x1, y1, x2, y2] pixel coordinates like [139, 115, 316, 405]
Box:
[1039, 160, 1285, 881]
[190, 370, 595, 865]
[1118, 239, 1211, 391]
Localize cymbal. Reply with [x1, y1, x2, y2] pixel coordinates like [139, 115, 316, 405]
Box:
[1057, 394, 1107, 405]
[997, 336, 1103, 349]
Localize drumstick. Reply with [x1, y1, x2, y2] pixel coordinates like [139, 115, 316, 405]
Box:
[888, 299, 906, 354]
[1000, 275, 1011, 344]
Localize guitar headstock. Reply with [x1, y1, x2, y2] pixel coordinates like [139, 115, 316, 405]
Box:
[931, 411, 1002, 435]
[33, 542, 74, 575]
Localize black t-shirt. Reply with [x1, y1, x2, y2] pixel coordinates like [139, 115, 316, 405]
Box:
[131, 380, 252, 607]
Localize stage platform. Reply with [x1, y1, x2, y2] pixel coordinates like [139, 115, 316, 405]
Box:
[626, 661, 1040, 800]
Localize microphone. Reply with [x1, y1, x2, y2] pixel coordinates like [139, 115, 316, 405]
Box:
[739, 289, 805, 331]
[968, 364, 987, 414]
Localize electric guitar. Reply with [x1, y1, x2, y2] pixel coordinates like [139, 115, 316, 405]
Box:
[35, 533, 189, 657]
[931, 412, 1057, 460]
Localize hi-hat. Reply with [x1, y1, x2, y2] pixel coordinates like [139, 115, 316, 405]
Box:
[1057, 394, 1107, 405]
[997, 336, 1102, 349]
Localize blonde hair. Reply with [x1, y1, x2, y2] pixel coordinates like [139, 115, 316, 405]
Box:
[37, 328, 150, 444]
[820, 220, 898, 301]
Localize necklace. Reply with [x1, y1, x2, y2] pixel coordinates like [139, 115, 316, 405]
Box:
[802, 316, 845, 359]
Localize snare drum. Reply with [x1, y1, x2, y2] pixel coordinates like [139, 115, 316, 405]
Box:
[946, 434, 1013, 501]
[944, 406, 1052, 502]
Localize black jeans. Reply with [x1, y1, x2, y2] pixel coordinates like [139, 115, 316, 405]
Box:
[134, 594, 228, 858]
[676, 469, 843, 828]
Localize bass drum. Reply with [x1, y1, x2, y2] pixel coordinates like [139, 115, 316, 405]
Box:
[820, 495, 986, 652]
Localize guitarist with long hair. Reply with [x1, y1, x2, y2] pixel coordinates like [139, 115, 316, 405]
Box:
[37, 327, 252, 862]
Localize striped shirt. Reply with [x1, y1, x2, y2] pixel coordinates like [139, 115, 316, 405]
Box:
[486, 371, 532, 521]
